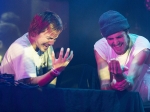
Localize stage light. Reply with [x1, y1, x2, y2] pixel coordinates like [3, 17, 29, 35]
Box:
[145, 0, 150, 10]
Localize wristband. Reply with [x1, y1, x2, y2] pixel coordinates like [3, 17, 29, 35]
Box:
[101, 84, 111, 90]
[51, 68, 61, 76]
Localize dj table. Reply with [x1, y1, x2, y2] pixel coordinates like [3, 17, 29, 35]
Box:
[0, 85, 145, 112]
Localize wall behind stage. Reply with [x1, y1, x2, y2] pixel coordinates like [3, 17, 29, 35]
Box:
[69, 0, 150, 67]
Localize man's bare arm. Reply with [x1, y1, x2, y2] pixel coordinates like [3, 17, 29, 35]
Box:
[127, 48, 150, 83]
[18, 69, 58, 86]
[94, 50, 111, 90]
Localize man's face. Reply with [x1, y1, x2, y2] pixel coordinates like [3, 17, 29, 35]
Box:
[34, 28, 61, 52]
[106, 31, 129, 55]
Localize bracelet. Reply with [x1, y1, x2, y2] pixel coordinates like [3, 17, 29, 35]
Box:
[101, 84, 111, 90]
[51, 68, 61, 76]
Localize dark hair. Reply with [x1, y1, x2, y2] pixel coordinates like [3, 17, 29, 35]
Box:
[28, 11, 63, 37]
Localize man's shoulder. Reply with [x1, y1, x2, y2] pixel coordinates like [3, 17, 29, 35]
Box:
[95, 38, 107, 45]
[129, 33, 148, 42]
[94, 38, 110, 50]
[6, 33, 33, 57]
[13, 33, 30, 47]
[15, 33, 28, 41]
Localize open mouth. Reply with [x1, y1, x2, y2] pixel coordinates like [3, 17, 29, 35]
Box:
[113, 43, 123, 51]
[43, 44, 49, 50]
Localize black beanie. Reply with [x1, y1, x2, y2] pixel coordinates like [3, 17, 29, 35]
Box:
[99, 10, 130, 37]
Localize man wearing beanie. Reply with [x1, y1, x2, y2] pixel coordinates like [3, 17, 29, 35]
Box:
[94, 10, 150, 103]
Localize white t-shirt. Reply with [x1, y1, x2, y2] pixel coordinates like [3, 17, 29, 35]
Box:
[94, 33, 150, 102]
[0, 33, 53, 81]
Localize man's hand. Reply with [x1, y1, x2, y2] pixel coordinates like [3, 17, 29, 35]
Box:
[51, 47, 73, 72]
[111, 79, 132, 91]
[108, 59, 128, 74]
[108, 59, 129, 82]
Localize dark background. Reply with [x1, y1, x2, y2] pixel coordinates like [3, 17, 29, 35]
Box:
[0, 0, 150, 68]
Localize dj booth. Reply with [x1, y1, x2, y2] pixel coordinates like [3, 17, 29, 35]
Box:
[0, 64, 148, 112]
[0, 85, 145, 112]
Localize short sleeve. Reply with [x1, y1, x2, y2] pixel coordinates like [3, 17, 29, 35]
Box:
[13, 43, 37, 80]
[94, 38, 110, 60]
[132, 36, 150, 56]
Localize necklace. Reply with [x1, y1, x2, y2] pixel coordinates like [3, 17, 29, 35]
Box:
[116, 39, 133, 67]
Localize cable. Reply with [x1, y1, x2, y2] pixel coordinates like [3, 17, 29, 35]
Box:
[0, 74, 39, 88]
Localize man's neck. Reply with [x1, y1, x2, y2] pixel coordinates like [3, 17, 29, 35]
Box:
[28, 36, 39, 52]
